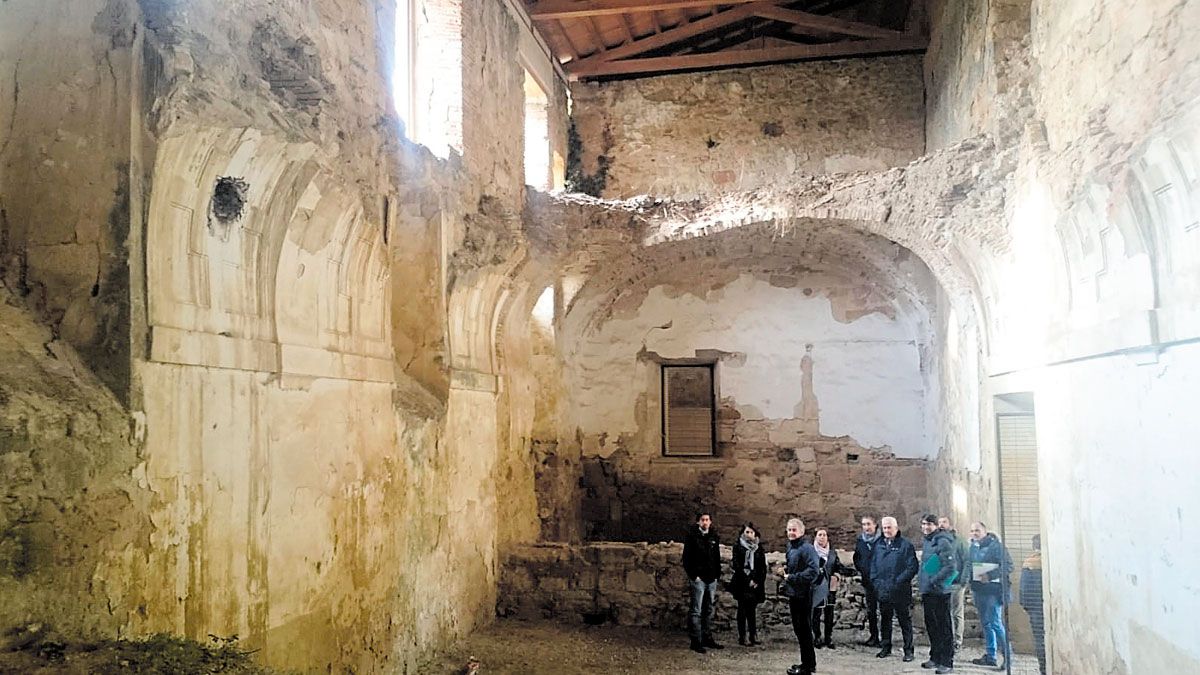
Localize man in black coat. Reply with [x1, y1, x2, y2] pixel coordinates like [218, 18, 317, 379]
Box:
[682, 512, 723, 653]
[853, 515, 883, 646]
[782, 518, 821, 675]
[870, 515, 919, 662]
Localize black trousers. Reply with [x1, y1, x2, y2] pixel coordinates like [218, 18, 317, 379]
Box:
[736, 596, 759, 641]
[864, 584, 880, 640]
[789, 595, 817, 671]
[811, 591, 836, 643]
[879, 597, 914, 652]
[923, 592, 954, 666]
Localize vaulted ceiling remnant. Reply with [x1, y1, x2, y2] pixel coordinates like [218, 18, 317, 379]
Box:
[525, 0, 927, 79]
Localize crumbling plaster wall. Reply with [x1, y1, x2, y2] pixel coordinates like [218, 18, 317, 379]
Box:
[1, 0, 570, 672]
[0, 0, 136, 399]
[558, 252, 936, 542]
[0, 285, 149, 638]
[570, 56, 925, 199]
[921, 1, 1200, 673]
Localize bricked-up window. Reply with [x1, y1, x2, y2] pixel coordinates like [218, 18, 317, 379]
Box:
[523, 70, 551, 190]
[662, 365, 716, 457]
[406, 0, 463, 158]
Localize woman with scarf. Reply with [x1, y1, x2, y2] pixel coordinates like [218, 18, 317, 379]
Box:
[730, 522, 767, 646]
[811, 528, 855, 649]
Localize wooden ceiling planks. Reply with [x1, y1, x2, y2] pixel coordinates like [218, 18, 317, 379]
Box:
[525, 0, 924, 78]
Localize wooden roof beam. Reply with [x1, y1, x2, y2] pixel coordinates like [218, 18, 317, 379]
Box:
[566, 36, 927, 79]
[617, 14, 638, 44]
[571, 1, 779, 65]
[530, 0, 763, 21]
[584, 16, 611, 53]
[752, 5, 907, 39]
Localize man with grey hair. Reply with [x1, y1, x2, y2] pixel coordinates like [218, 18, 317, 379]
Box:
[782, 518, 821, 675]
[870, 516, 919, 662]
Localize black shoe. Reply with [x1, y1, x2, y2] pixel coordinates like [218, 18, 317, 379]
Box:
[738, 637, 747, 646]
[814, 640, 824, 649]
[749, 636, 760, 646]
[702, 638, 724, 650]
[863, 637, 881, 647]
[825, 640, 836, 650]
[935, 667, 954, 674]
[787, 665, 808, 675]
[903, 651, 915, 662]
[922, 660, 938, 669]
[876, 648, 892, 658]
[972, 656, 998, 667]
[690, 641, 706, 654]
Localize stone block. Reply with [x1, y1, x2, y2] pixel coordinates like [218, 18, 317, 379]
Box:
[626, 569, 657, 593]
[539, 576, 568, 592]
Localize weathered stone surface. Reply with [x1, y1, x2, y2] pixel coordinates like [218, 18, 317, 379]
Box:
[499, 542, 951, 637]
[571, 57, 926, 200]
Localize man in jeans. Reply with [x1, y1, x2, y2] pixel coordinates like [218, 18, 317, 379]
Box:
[938, 516, 971, 650]
[919, 514, 959, 674]
[969, 521, 1014, 670]
[682, 512, 723, 654]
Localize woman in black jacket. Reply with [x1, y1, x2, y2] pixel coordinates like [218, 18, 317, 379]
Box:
[730, 522, 767, 646]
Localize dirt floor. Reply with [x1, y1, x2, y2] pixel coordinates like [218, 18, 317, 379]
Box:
[419, 621, 1042, 675]
[0, 629, 273, 674]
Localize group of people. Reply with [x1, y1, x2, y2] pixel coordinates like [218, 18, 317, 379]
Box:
[683, 511, 1044, 675]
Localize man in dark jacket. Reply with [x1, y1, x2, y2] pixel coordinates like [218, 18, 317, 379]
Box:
[682, 512, 723, 653]
[853, 515, 883, 646]
[870, 516, 919, 662]
[919, 514, 959, 673]
[969, 522, 1013, 670]
[938, 516, 971, 651]
[782, 518, 821, 675]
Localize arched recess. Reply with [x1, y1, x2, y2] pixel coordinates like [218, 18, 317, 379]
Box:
[145, 126, 391, 380]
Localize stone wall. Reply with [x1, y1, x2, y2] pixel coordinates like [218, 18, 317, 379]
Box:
[0, 285, 149, 637]
[580, 438, 929, 546]
[570, 57, 925, 199]
[0, 0, 571, 672]
[0, 0, 136, 399]
[498, 542, 949, 638]
[558, 263, 935, 543]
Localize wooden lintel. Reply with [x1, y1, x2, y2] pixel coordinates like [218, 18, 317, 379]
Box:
[567, 37, 928, 79]
[752, 5, 907, 40]
[530, 0, 762, 20]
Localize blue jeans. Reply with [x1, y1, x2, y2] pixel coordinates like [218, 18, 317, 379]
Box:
[688, 578, 717, 642]
[975, 592, 1009, 660]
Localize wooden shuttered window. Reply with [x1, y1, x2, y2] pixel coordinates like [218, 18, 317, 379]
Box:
[662, 364, 716, 457]
[998, 413, 1041, 559]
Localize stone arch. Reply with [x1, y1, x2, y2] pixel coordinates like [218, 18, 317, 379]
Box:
[145, 127, 391, 381]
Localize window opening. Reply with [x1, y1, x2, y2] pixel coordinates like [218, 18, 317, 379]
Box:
[523, 70, 551, 190]
[661, 364, 716, 457]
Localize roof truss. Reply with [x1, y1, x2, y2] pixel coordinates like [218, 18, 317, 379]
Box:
[525, 0, 926, 80]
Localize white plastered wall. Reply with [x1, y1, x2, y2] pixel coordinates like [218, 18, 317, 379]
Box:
[564, 273, 936, 458]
